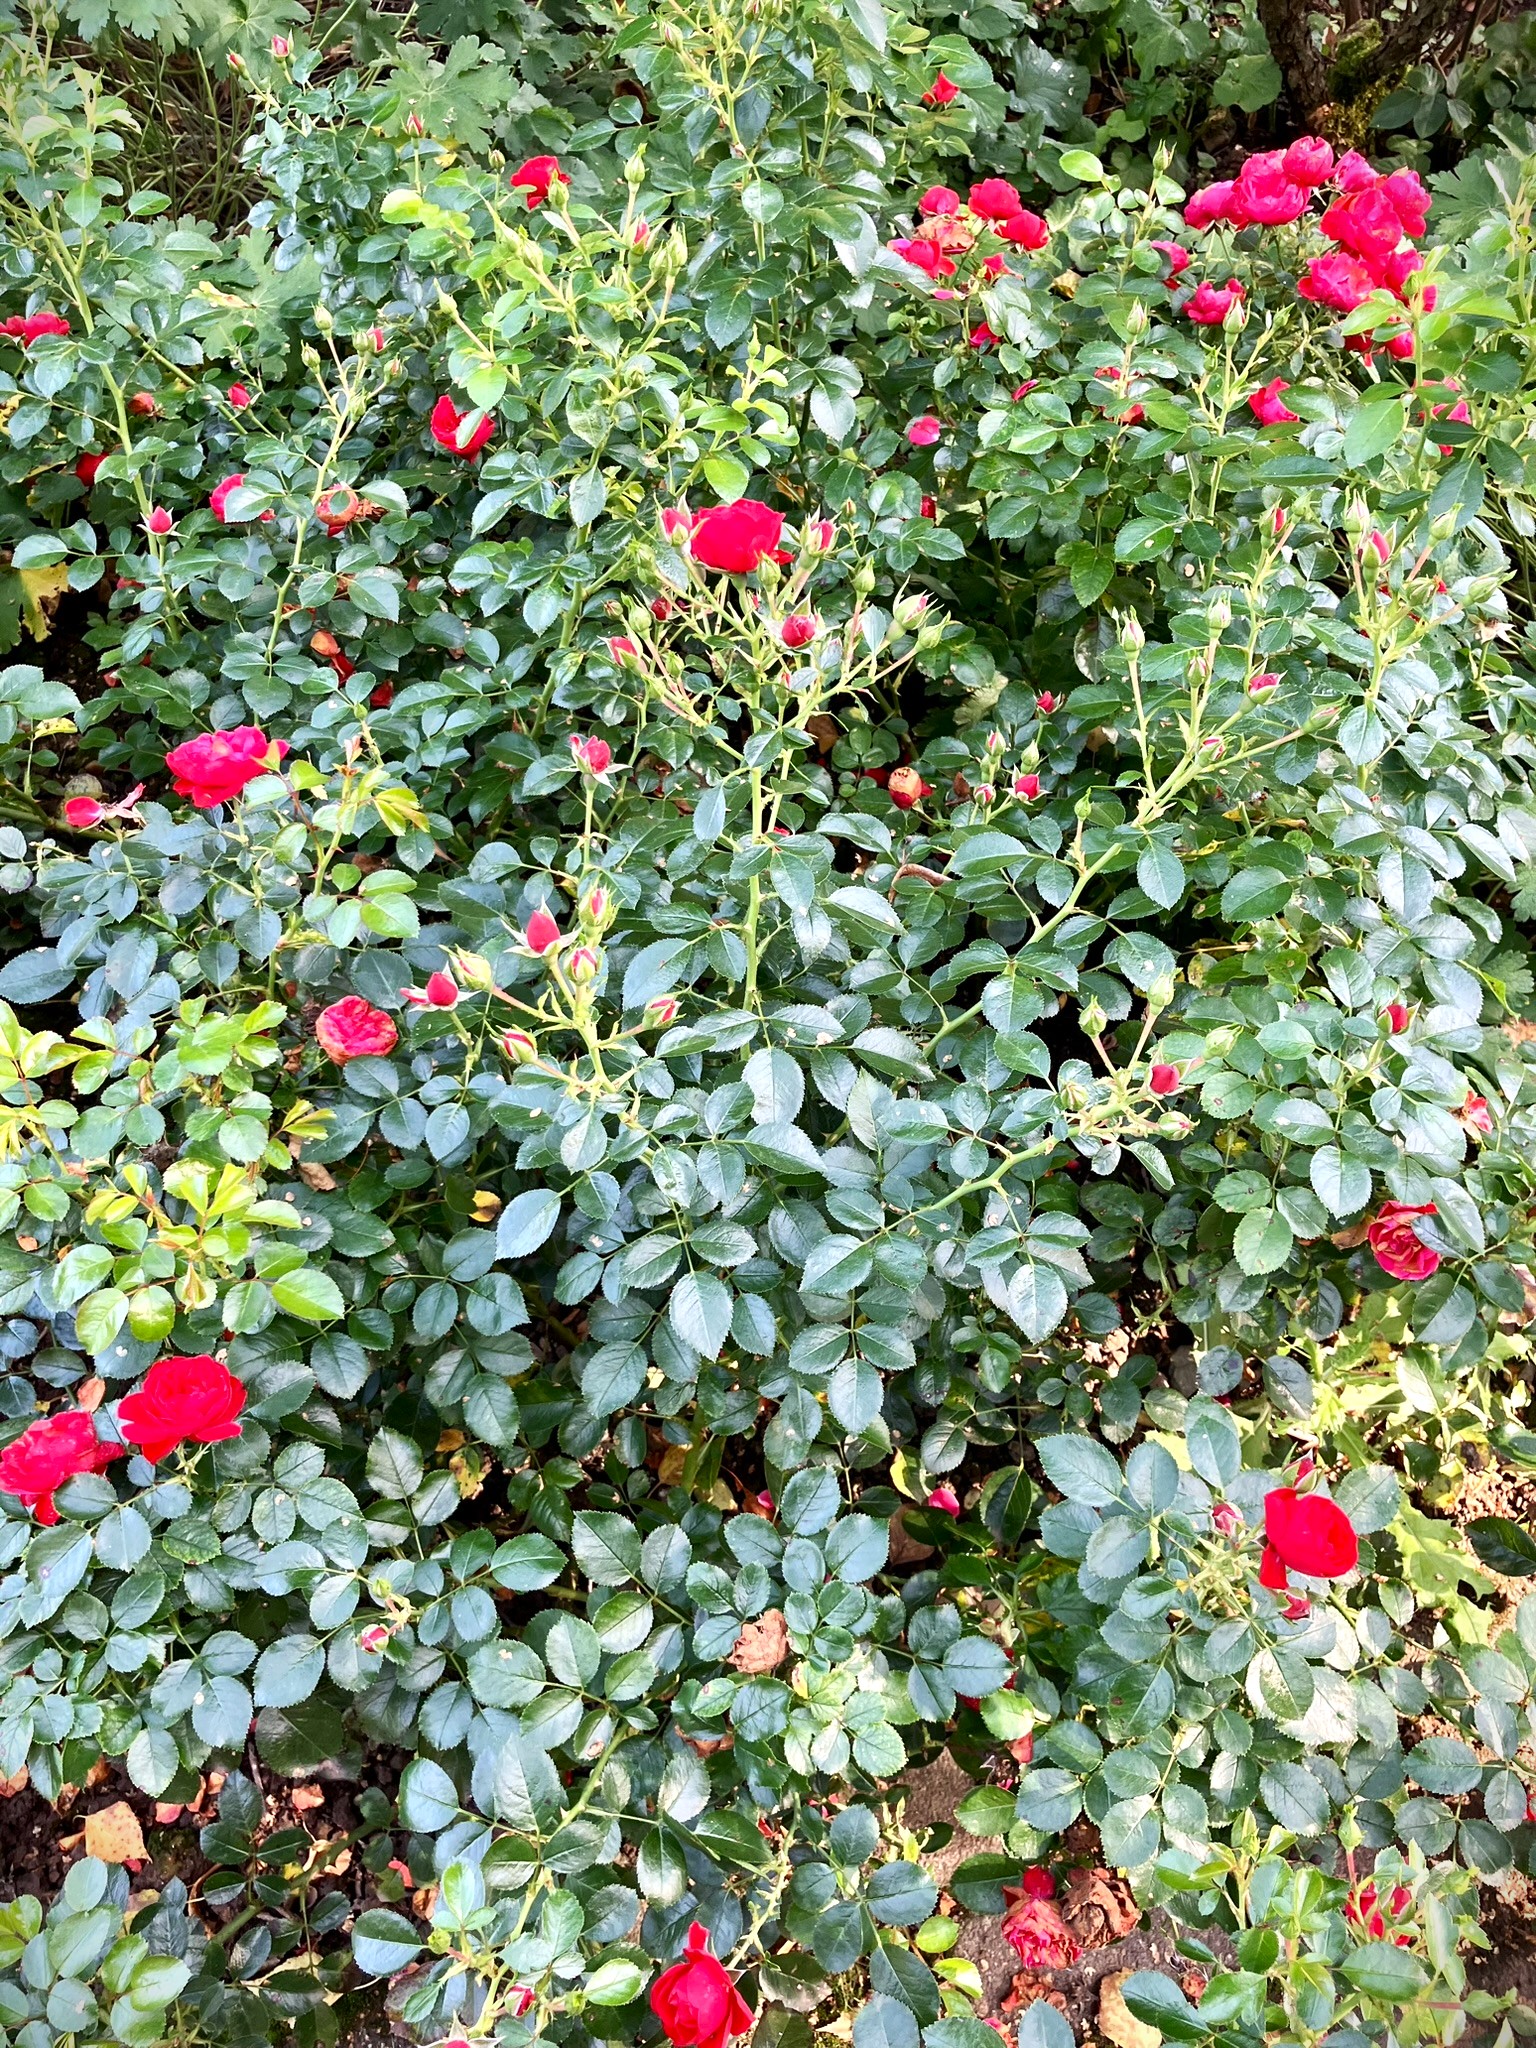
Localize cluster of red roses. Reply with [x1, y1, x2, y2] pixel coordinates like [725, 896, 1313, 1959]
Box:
[1, 309, 69, 345]
[889, 177, 1049, 332]
[0, 1355, 245, 1524]
[1184, 138, 1434, 358]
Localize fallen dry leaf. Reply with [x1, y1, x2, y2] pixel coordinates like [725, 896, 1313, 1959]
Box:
[1099, 1971, 1162, 2048]
[435, 1430, 466, 1455]
[1060, 1866, 1140, 1951]
[886, 1507, 935, 1567]
[76, 1377, 106, 1413]
[0, 1767, 28, 1799]
[1000, 1980, 1070, 2022]
[728, 1608, 789, 1675]
[290, 1784, 325, 1812]
[85, 1758, 113, 1789]
[657, 1444, 688, 1486]
[295, 1160, 338, 1191]
[84, 1801, 147, 1864]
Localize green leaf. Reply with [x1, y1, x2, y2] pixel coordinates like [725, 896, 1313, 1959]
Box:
[1118, 1972, 1210, 2044]
[1232, 1205, 1294, 1275]
[366, 1429, 424, 1500]
[270, 1267, 344, 1322]
[1341, 1944, 1429, 1998]
[496, 1189, 561, 1259]
[1137, 842, 1184, 910]
[1343, 396, 1405, 469]
[1467, 1515, 1536, 1576]
[669, 1271, 733, 1359]
[352, 1909, 422, 1976]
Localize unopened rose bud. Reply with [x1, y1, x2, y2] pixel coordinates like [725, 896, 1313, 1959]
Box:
[567, 945, 600, 983]
[1080, 998, 1107, 1038]
[1203, 1025, 1238, 1057]
[1118, 612, 1144, 654]
[893, 591, 929, 629]
[271, 33, 290, 55]
[1248, 671, 1279, 697]
[624, 149, 647, 188]
[1059, 1078, 1091, 1111]
[1125, 299, 1150, 334]
[646, 994, 679, 1026]
[502, 1027, 539, 1063]
[581, 886, 609, 922]
[1158, 1111, 1193, 1137]
[450, 949, 495, 991]
[1145, 973, 1176, 1013]
[1208, 592, 1232, 631]
[359, 1624, 390, 1653]
[973, 782, 995, 805]
[985, 729, 1005, 754]
[312, 301, 334, 331]
[405, 111, 426, 136]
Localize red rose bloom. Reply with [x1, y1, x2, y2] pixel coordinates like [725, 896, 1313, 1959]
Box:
[919, 495, 937, 519]
[922, 71, 959, 106]
[510, 155, 567, 207]
[4, 310, 70, 345]
[1320, 185, 1404, 265]
[1149, 1063, 1180, 1095]
[118, 1355, 246, 1463]
[908, 415, 941, 447]
[780, 614, 817, 648]
[1001, 1890, 1080, 1969]
[1367, 1200, 1439, 1281]
[431, 394, 495, 458]
[1234, 154, 1308, 225]
[228, 382, 252, 409]
[1013, 773, 1040, 800]
[1249, 378, 1299, 425]
[890, 236, 955, 278]
[1151, 239, 1191, 279]
[1184, 279, 1244, 325]
[968, 178, 1022, 220]
[927, 1486, 960, 1515]
[1381, 167, 1431, 237]
[315, 996, 398, 1063]
[650, 1923, 753, 2048]
[1283, 136, 1334, 186]
[920, 186, 960, 216]
[1184, 180, 1239, 230]
[1264, 1487, 1359, 1579]
[0, 1411, 121, 1525]
[1297, 251, 1377, 313]
[165, 726, 287, 808]
[210, 473, 273, 524]
[998, 209, 1048, 249]
[688, 500, 784, 574]
[75, 452, 104, 488]
[1333, 149, 1378, 192]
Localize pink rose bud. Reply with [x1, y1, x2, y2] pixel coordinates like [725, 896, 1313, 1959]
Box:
[646, 994, 679, 1026]
[571, 734, 614, 776]
[985, 730, 1005, 753]
[661, 506, 692, 541]
[567, 946, 599, 983]
[605, 636, 638, 664]
[1011, 380, 1038, 400]
[650, 595, 673, 620]
[927, 1486, 961, 1515]
[1035, 692, 1056, 713]
[1013, 773, 1040, 799]
[974, 783, 995, 805]
[63, 797, 105, 828]
[804, 517, 835, 551]
[228, 382, 251, 408]
[582, 888, 608, 923]
[1212, 1500, 1242, 1535]
[405, 111, 425, 136]
[146, 506, 173, 535]
[1384, 1002, 1409, 1033]
[781, 614, 817, 648]
[1201, 735, 1226, 759]
[1248, 671, 1279, 696]
[1271, 504, 1287, 537]
[271, 34, 290, 54]
[402, 970, 460, 1008]
[502, 1028, 539, 1062]
[908, 415, 942, 447]
[359, 1625, 389, 1653]
[367, 326, 385, 352]
[1367, 529, 1391, 563]
[1149, 1063, 1180, 1095]
[631, 219, 651, 246]
[525, 908, 562, 954]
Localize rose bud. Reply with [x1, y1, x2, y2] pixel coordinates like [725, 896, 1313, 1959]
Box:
[888, 765, 929, 810]
[1013, 773, 1041, 799]
[525, 908, 562, 954]
[1035, 692, 1056, 713]
[128, 391, 159, 416]
[1383, 1002, 1409, 1033]
[567, 946, 600, 983]
[781, 614, 817, 648]
[646, 994, 679, 1026]
[502, 1028, 539, 1063]
[1248, 671, 1279, 696]
[926, 1486, 961, 1514]
[146, 506, 174, 534]
[1149, 1063, 1180, 1095]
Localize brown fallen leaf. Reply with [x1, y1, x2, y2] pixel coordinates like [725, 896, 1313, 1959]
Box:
[658, 1444, 689, 1487]
[1060, 1866, 1140, 1951]
[290, 1784, 326, 1813]
[1099, 1971, 1162, 2048]
[84, 1801, 147, 1864]
[85, 1758, 113, 1789]
[886, 1507, 935, 1568]
[295, 1160, 338, 1192]
[76, 1377, 106, 1413]
[728, 1608, 789, 1675]
[1000, 1980, 1070, 2023]
[1330, 1219, 1371, 1250]
[0, 1767, 29, 1799]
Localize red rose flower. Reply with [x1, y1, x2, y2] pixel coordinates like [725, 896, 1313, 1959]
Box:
[3, 310, 70, 345]
[1183, 279, 1245, 325]
[1149, 1063, 1180, 1095]
[510, 155, 568, 207]
[650, 1923, 753, 2048]
[922, 72, 959, 106]
[1459, 1092, 1493, 1135]
[969, 322, 999, 349]
[526, 908, 563, 954]
[1381, 167, 1431, 238]
[165, 726, 287, 808]
[1297, 251, 1377, 313]
[146, 506, 174, 535]
[0, 1411, 121, 1524]
[780, 614, 817, 648]
[919, 495, 937, 519]
[1020, 1866, 1055, 1900]
[1013, 773, 1040, 800]
[1333, 150, 1378, 192]
[431, 394, 495, 458]
[890, 236, 955, 279]
[920, 186, 960, 216]
[888, 765, 931, 810]
[228, 382, 252, 408]
[118, 1356, 246, 1463]
[1184, 180, 1239, 230]
[1035, 692, 1056, 714]
[1320, 185, 1404, 265]
[1264, 1487, 1359, 1579]
[1384, 1003, 1409, 1033]
[1283, 136, 1334, 186]
[1233, 153, 1308, 224]
[908, 415, 941, 447]
[998, 209, 1048, 249]
[927, 1486, 960, 1515]
[75, 452, 104, 487]
[967, 178, 1022, 221]
[1367, 1200, 1439, 1281]
[64, 797, 105, 828]
[571, 734, 613, 775]
[1151, 239, 1191, 279]
[315, 996, 398, 1063]
[688, 500, 784, 574]
[1249, 378, 1299, 425]
[1001, 1890, 1080, 1969]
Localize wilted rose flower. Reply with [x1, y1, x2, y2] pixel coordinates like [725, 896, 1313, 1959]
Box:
[316, 997, 398, 1063]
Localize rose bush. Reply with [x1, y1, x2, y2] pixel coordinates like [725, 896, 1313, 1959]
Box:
[1, 5, 1536, 2048]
